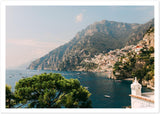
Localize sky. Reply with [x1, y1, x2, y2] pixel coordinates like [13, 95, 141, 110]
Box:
[6, 6, 154, 69]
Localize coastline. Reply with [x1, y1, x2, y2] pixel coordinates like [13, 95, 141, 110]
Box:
[6, 69, 133, 108]
[25, 69, 155, 90]
[122, 78, 134, 81]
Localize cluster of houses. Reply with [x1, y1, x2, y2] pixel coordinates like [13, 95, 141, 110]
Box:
[83, 44, 145, 74]
[82, 29, 155, 108]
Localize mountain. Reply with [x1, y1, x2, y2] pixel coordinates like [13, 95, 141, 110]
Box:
[28, 19, 154, 71]
[126, 19, 154, 45]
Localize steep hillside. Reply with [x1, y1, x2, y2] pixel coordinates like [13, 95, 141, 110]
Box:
[113, 27, 154, 84]
[28, 19, 154, 71]
[126, 19, 154, 45]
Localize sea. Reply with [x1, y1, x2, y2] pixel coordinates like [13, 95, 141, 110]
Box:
[6, 69, 153, 108]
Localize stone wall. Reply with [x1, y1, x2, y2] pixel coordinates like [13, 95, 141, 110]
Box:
[130, 95, 154, 108]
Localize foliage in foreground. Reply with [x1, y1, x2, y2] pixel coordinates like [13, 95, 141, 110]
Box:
[113, 47, 154, 83]
[6, 85, 16, 108]
[13, 73, 91, 108]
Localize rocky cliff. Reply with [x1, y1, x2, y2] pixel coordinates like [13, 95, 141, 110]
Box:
[28, 19, 154, 71]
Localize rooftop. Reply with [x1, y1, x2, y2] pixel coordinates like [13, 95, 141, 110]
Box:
[129, 91, 154, 103]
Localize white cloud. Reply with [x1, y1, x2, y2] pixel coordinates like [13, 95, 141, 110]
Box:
[75, 13, 83, 23]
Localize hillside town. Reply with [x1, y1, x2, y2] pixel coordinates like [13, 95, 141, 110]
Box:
[83, 45, 134, 71]
[80, 27, 154, 89]
[6, 6, 155, 109]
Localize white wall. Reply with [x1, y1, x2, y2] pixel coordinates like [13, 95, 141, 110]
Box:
[131, 96, 154, 108]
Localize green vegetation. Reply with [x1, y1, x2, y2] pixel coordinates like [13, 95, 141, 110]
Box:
[6, 85, 16, 108]
[113, 47, 154, 83]
[6, 73, 92, 108]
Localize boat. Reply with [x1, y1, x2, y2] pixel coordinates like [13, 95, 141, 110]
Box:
[116, 80, 122, 82]
[9, 75, 14, 77]
[82, 72, 87, 75]
[85, 87, 88, 90]
[22, 76, 27, 78]
[104, 95, 110, 98]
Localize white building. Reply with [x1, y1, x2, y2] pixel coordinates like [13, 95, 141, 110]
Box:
[130, 77, 154, 108]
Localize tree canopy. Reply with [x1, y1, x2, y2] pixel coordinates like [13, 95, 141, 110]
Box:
[113, 46, 154, 82]
[6, 85, 16, 108]
[14, 73, 91, 108]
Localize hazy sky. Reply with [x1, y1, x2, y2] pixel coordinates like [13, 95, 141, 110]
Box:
[6, 6, 154, 69]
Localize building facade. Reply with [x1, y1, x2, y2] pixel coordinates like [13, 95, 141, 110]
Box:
[130, 77, 154, 108]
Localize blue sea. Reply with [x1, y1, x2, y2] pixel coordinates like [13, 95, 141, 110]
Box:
[6, 69, 152, 108]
